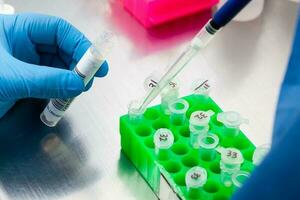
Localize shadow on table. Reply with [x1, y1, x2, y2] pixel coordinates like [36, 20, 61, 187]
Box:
[117, 151, 157, 200]
[0, 99, 100, 199]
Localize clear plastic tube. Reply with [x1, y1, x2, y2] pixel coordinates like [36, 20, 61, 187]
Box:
[168, 99, 189, 126]
[40, 32, 113, 127]
[160, 80, 179, 115]
[232, 170, 250, 189]
[153, 128, 174, 160]
[185, 166, 207, 198]
[144, 74, 179, 115]
[190, 110, 214, 132]
[217, 111, 249, 137]
[192, 79, 212, 100]
[189, 110, 214, 148]
[218, 147, 244, 187]
[199, 133, 219, 161]
[128, 100, 146, 124]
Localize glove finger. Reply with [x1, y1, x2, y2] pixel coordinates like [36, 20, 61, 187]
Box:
[20, 13, 109, 77]
[84, 78, 94, 91]
[95, 60, 109, 77]
[0, 60, 84, 100]
[39, 53, 68, 69]
[18, 13, 90, 66]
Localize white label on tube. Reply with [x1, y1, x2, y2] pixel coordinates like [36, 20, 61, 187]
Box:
[75, 48, 105, 85]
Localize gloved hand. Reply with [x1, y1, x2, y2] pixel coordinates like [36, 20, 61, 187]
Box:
[232, 10, 300, 200]
[0, 13, 109, 118]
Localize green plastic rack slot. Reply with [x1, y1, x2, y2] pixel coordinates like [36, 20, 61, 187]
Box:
[120, 95, 256, 200]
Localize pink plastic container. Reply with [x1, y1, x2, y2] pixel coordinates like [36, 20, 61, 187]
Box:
[123, 0, 219, 28]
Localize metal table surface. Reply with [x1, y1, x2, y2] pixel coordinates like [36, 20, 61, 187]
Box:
[0, 0, 297, 199]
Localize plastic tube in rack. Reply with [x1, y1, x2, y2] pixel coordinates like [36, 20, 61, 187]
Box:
[192, 79, 212, 100]
[40, 32, 113, 127]
[185, 166, 207, 198]
[231, 170, 250, 189]
[160, 80, 179, 115]
[168, 99, 189, 126]
[154, 128, 174, 160]
[144, 74, 179, 114]
[199, 133, 219, 161]
[252, 144, 270, 166]
[128, 100, 146, 124]
[218, 147, 244, 187]
[217, 111, 249, 137]
[189, 110, 214, 148]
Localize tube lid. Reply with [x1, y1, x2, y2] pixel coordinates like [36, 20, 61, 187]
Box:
[190, 110, 214, 127]
[185, 166, 208, 189]
[217, 111, 249, 128]
[154, 128, 174, 149]
[218, 147, 244, 165]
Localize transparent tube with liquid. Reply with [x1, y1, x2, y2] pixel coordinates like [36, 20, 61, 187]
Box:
[189, 110, 214, 148]
[218, 147, 244, 187]
[185, 166, 207, 198]
[154, 128, 174, 160]
[40, 32, 113, 127]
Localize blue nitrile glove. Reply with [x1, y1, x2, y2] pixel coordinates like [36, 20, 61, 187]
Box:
[0, 13, 109, 118]
[232, 11, 300, 200]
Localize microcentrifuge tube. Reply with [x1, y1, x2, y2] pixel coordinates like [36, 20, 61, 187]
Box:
[252, 144, 270, 166]
[40, 32, 114, 127]
[168, 99, 189, 126]
[144, 74, 179, 114]
[185, 166, 207, 198]
[192, 79, 212, 99]
[128, 100, 146, 124]
[189, 110, 214, 148]
[218, 147, 244, 187]
[199, 133, 219, 161]
[160, 80, 179, 115]
[154, 128, 174, 160]
[217, 111, 249, 137]
[231, 170, 250, 189]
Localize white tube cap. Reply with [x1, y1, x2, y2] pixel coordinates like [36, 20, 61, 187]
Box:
[154, 128, 174, 149]
[217, 111, 249, 128]
[185, 166, 208, 189]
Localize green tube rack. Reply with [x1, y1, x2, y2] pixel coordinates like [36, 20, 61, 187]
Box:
[119, 95, 256, 200]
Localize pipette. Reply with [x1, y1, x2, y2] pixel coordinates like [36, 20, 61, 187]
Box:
[232, 170, 250, 189]
[137, 0, 253, 112]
